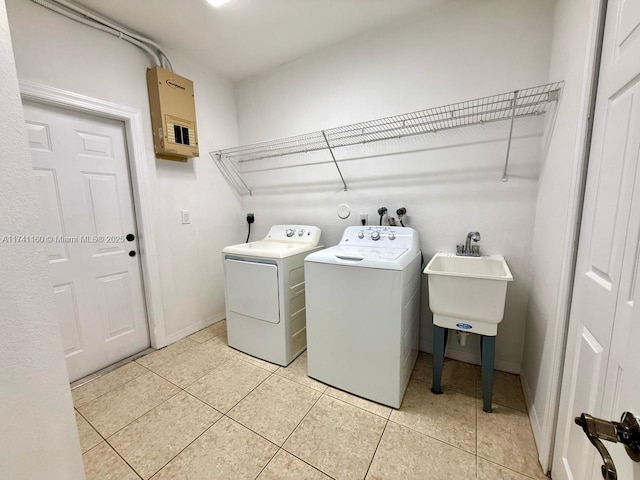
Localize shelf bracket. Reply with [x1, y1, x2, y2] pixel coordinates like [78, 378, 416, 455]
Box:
[321, 130, 348, 191]
[214, 153, 253, 196]
[502, 90, 518, 182]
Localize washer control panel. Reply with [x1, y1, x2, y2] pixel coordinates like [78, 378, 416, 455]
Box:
[266, 225, 322, 245]
[339, 226, 416, 248]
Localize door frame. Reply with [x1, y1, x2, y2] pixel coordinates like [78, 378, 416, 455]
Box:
[19, 80, 168, 350]
[520, 0, 607, 472]
[540, 0, 607, 472]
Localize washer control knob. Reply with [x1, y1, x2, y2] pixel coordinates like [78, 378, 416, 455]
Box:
[298, 229, 305, 236]
[389, 233, 396, 240]
[358, 231, 365, 239]
[286, 229, 295, 237]
[371, 231, 381, 241]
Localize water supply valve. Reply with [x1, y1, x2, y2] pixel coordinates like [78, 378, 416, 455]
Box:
[377, 207, 387, 226]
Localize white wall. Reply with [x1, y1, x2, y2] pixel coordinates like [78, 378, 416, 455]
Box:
[521, 0, 601, 471]
[235, 0, 555, 372]
[0, 1, 85, 477]
[6, 0, 244, 344]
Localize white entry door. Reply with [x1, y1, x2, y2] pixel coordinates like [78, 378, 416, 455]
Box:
[552, 0, 640, 478]
[23, 101, 150, 382]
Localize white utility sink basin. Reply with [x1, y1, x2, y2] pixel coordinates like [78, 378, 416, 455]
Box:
[423, 253, 513, 336]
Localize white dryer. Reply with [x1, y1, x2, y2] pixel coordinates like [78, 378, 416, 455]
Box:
[304, 226, 421, 408]
[222, 225, 322, 366]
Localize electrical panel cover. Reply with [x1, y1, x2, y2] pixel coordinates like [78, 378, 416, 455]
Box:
[146, 66, 199, 161]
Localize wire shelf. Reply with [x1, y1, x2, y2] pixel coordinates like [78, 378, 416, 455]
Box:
[212, 82, 563, 195]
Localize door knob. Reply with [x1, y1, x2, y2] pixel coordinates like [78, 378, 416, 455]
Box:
[126, 233, 135, 241]
[129, 251, 136, 257]
[575, 411, 640, 480]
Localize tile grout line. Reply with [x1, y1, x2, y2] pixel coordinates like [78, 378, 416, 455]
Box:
[482, 456, 544, 480]
[73, 362, 151, 409]
[146, 356, 232, 392]
[75, 332, 281, 479]
[249, 367, 397, 478]
[80, 387, 195, 478]
[77, 341, 229, 478]
[146, 371, 283, 477]
[206, 374, 336, 478]
[277, 392, 393, 480]
[278, 393, 337, 480]
[390, 373, 480, 455]
[475, 397, 543, 477]
[181, 389, 226, 416]
[139, 339, 240, 391]
[221, 369, 276, 414]
[225, 376, 324, 442]
[71, 349, 154, 390]
[142, 358, 286, 478]
[250, 446, 338, 480]
[323, 388, 393, 420]
[385, 418, 478, 458]
[159, 345, 278, 393]
[271, 448, 338, 480]
[252, 447, 280, 480]
[76, 370, 184, 441]
[476, 453, 542, 480]
[225, 382, 320, 449]
[363, 418, 389, 479]
[96, 388, 185, 440]
[146, 410, 224, 479]
[278, 389, 324, 449]
[142, 338, 281, 395]
[142, 362, 267, 478]
[76, 409, 143, 480]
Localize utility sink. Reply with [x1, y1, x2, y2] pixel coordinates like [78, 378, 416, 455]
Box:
[423, 253, 513, 336]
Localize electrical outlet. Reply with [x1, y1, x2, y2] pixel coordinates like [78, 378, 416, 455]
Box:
[181, 210, 191, 224]
[359, 213, 368, 225]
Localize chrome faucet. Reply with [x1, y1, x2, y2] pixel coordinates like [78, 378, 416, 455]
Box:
[457, 231, 481, 257]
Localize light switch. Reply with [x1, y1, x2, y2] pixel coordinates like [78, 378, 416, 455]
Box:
[181, 210, 191, 224]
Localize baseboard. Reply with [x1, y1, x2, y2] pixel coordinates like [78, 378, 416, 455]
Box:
[521, 372, 550, 474]
[164, 312, 226, 345]
[521, 373, 544, 443]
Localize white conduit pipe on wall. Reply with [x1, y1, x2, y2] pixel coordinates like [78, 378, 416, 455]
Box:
[51, 0, 174, 71]
[30, 0, 173, 71]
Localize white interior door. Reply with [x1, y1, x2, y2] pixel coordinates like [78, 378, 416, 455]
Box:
[553, 0, 640, 478]
[23, 101, 150, 382]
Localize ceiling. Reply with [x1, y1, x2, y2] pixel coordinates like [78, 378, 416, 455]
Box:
[73, 0, 442, 81]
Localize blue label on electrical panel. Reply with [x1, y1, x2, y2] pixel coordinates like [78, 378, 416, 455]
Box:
[456, 323, 473, 330]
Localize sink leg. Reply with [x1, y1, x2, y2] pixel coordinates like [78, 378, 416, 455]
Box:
[431, 326, 448, 395]
[480, 335, 496, 413]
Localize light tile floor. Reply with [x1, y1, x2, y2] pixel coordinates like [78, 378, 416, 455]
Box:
[73, 321, 548, 480]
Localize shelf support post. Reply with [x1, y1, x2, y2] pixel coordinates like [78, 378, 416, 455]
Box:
[321, 130, 348, 191]
[502, 90, 518, 182]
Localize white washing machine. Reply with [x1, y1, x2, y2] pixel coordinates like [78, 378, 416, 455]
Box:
[222, 225, 322, 366]
[304, 226, 421, 408]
